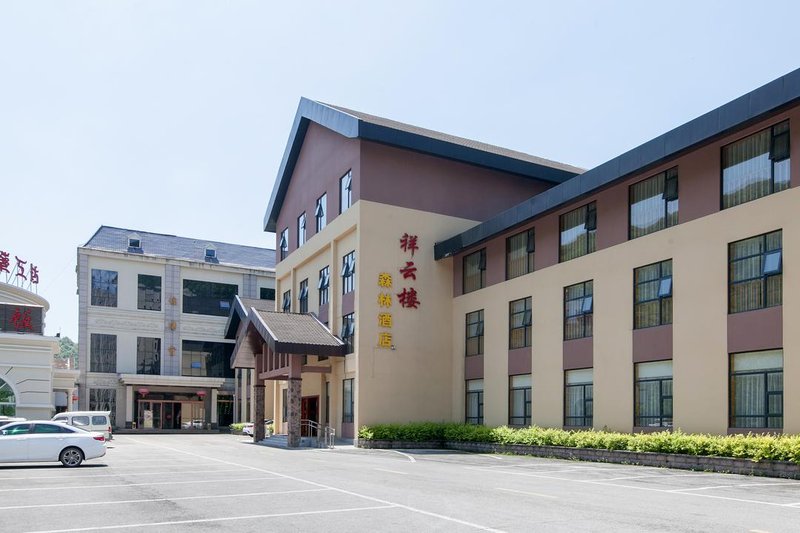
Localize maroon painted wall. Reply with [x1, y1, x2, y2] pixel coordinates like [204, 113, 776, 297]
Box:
[632, 325, 673, 362]
[563, 338, 593, 370]
[727, 307, 782, 353]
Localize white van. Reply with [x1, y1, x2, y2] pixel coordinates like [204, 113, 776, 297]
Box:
[52, 411, 112, 440]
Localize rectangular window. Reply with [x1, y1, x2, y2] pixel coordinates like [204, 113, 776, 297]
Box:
[279, 228, 289, 261]
[89, 389, 116, 427]
[342, 378, 354, 423]
[182, 280, 238, 317]
[560, 202, 597, 262]
[509, 297, 532, 349]
[509, 374, 532, 426]
[282, 290, 291, 312]
[181, 341, 235, 378]
[90, 334, 117, 373]
[136, 337, 161, 375]
[341, 251, 355, 294]
[629, 168, 679, 239]
[634, 260, 672, 329]
[340, 170, 353, 213]
[730, 350, 783, 429]
[318, 266, 330, 306]
[282, 388, 288, 423]
[325, 381, 330, 424]
[465, 379, 484, 425]
[465, 310, 484, 357]
[260, 287, 275, 300]
[137, 274, 162, 311]
[462, 249, 486, 293]
[506, 229, 535, 279]
[297, 212, 306, 247]
[91, 269, 118, 307]
[341, 313, 355, 354]
[298, 279, 309, 313]
[564, 368, 593, 427]
[316, 194, 327, 232]
[722, 121, 790, 209]
[564, 280, 593, 340]
[634, 361, 673, 428]
[729, 230, 782, 313]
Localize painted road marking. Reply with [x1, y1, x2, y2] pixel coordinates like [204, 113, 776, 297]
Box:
[0, 476, 281, 492]
[25, 505, 398, 533]
[374, 468, 409, 475]
[0, 488, 330, 510]
[0, 468, 248, 481]
[389, 450, 417, 463]
[495, 487, 557, 499]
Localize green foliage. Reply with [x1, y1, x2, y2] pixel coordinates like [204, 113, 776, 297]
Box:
[55, 336, 79, 369]
[357, 423, 800, 464]
[229, 423, 245, 431]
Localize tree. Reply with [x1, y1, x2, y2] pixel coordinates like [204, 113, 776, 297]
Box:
[56, 336, 78, 369]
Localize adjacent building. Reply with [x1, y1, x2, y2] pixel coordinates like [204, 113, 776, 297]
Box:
[257, 67, 800, 441]
[77, 227, 274, 429]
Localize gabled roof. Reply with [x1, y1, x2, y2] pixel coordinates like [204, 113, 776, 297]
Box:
[224, 296, 274, 340]
[82, 226, 275, 270]
[249, 310, 347, 357]
[434, 67, 800, 259]
[263, 98, 584, 231]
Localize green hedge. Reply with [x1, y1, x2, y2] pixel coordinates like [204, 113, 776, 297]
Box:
[229, 423, 246, 432]
[358, 423, 800, 464]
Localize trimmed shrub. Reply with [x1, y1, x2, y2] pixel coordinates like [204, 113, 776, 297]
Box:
[357, 423, 800, 464]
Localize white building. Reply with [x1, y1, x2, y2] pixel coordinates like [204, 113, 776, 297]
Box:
[77, 227, 274, 430]
[0, 280, 78, 419]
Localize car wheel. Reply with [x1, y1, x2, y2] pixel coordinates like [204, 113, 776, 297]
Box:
[60, 447, 84, 467]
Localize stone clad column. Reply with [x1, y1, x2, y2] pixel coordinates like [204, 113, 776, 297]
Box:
[254, 385, 265, 441]
[211, 389, 219, 429]
[125, 386, 134, 429]
[240, 369, 248, 423]
[287, 377, 302, 447]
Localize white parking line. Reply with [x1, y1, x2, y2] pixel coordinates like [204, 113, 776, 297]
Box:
[0, 488, 330, 510]
[128, 439, 507, 532]
[0, 476, 281, 492]
[671, 481, 800, 493]
[0, 468, 248, 481]
[25, 505, 398, 532]
[495, 487, 557, 499]
[389, 450, 417, 463]
[374, 468, 409, 475]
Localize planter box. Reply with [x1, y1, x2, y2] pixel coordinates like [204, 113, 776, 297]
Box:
[357, 439, 800, 479]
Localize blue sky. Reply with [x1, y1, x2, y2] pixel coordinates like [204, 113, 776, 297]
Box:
[2, 1, 799, 339]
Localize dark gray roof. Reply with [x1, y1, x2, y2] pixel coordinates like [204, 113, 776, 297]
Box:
[225, 295, 274, 339]
[250, 310, 347, 357]
[83, 226, 275, 270]
[434, 67, 800, 259]
[263, 98, 584, 232]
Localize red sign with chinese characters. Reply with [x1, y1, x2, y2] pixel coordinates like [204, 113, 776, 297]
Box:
[0, 304, 44, 334]
[397, 233, 421, 309]
[0, 249, 40, 289]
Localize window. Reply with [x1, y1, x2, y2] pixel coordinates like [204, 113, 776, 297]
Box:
[340, 170, 353, 213]
[33, 423, 73, 434]
[279, 228, 289, 261]
[282, 388, 288, 422]
[0, 377, 16, 416]
[634, 260, 672, 329]
[465, 310, 484, 357]
[316, 194, 327, 232]
[560, 202, 596, 262]
[182, 341, 235, 378]
[729, 230, 782, 313]
[325, 381, 330, 424]
[506, 229, 535, 279]
[318, 266, 330, 306]
[183, 280, 238, 317]
[465, 379, 484, 425]
[298, 279, 309, 313]
[634, 361, 673, 428]
[89, 389, 117, 427]
[509, 374, 532, 426]
[297, 212, 306, 247]
[730, 350, 783, 429]
[204, 246, 216, 260]
[722, 121, 790, 209]
[564, 281, 593, 340]
[462, 249, 486, 293]
[90, 334, 117, 373]
[136, 337, 161, 375]
[260, 287, 275, 300]
[137, 274, 161, 311]
[341, 313, 355, 354]
[564, 368, 593, 427]
[509, 297, 532, 349]
[282, 290, 291, 312]
[342, 378, 354, 423]
[630, 168, 679, 239]
[91, 269, 118, 307]
[341, 251, 355, 294]
[128, 235, 141, 249]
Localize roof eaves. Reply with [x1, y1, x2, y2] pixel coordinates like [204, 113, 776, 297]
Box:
[434, 67, 800, 260]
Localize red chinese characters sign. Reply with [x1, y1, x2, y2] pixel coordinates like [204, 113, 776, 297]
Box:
[1, 249, 40, 289]
[376, 233, 422, 349]
[0, 304, 44, 334]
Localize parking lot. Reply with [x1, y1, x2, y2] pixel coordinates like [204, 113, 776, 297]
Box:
[1, 434, 799, 532]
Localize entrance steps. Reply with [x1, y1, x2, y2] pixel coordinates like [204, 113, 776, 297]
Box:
[258, 434, 326, 449]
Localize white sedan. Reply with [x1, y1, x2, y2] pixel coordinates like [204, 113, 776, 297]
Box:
[0, 421, 107, 467]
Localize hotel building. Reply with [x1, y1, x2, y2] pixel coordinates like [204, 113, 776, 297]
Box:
[255, 67, 800, 443]
[77, 227, 274, 429]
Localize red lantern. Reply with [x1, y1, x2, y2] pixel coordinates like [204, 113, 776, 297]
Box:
[138, 387, 149, 397]
[197, 390, 207, 398]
